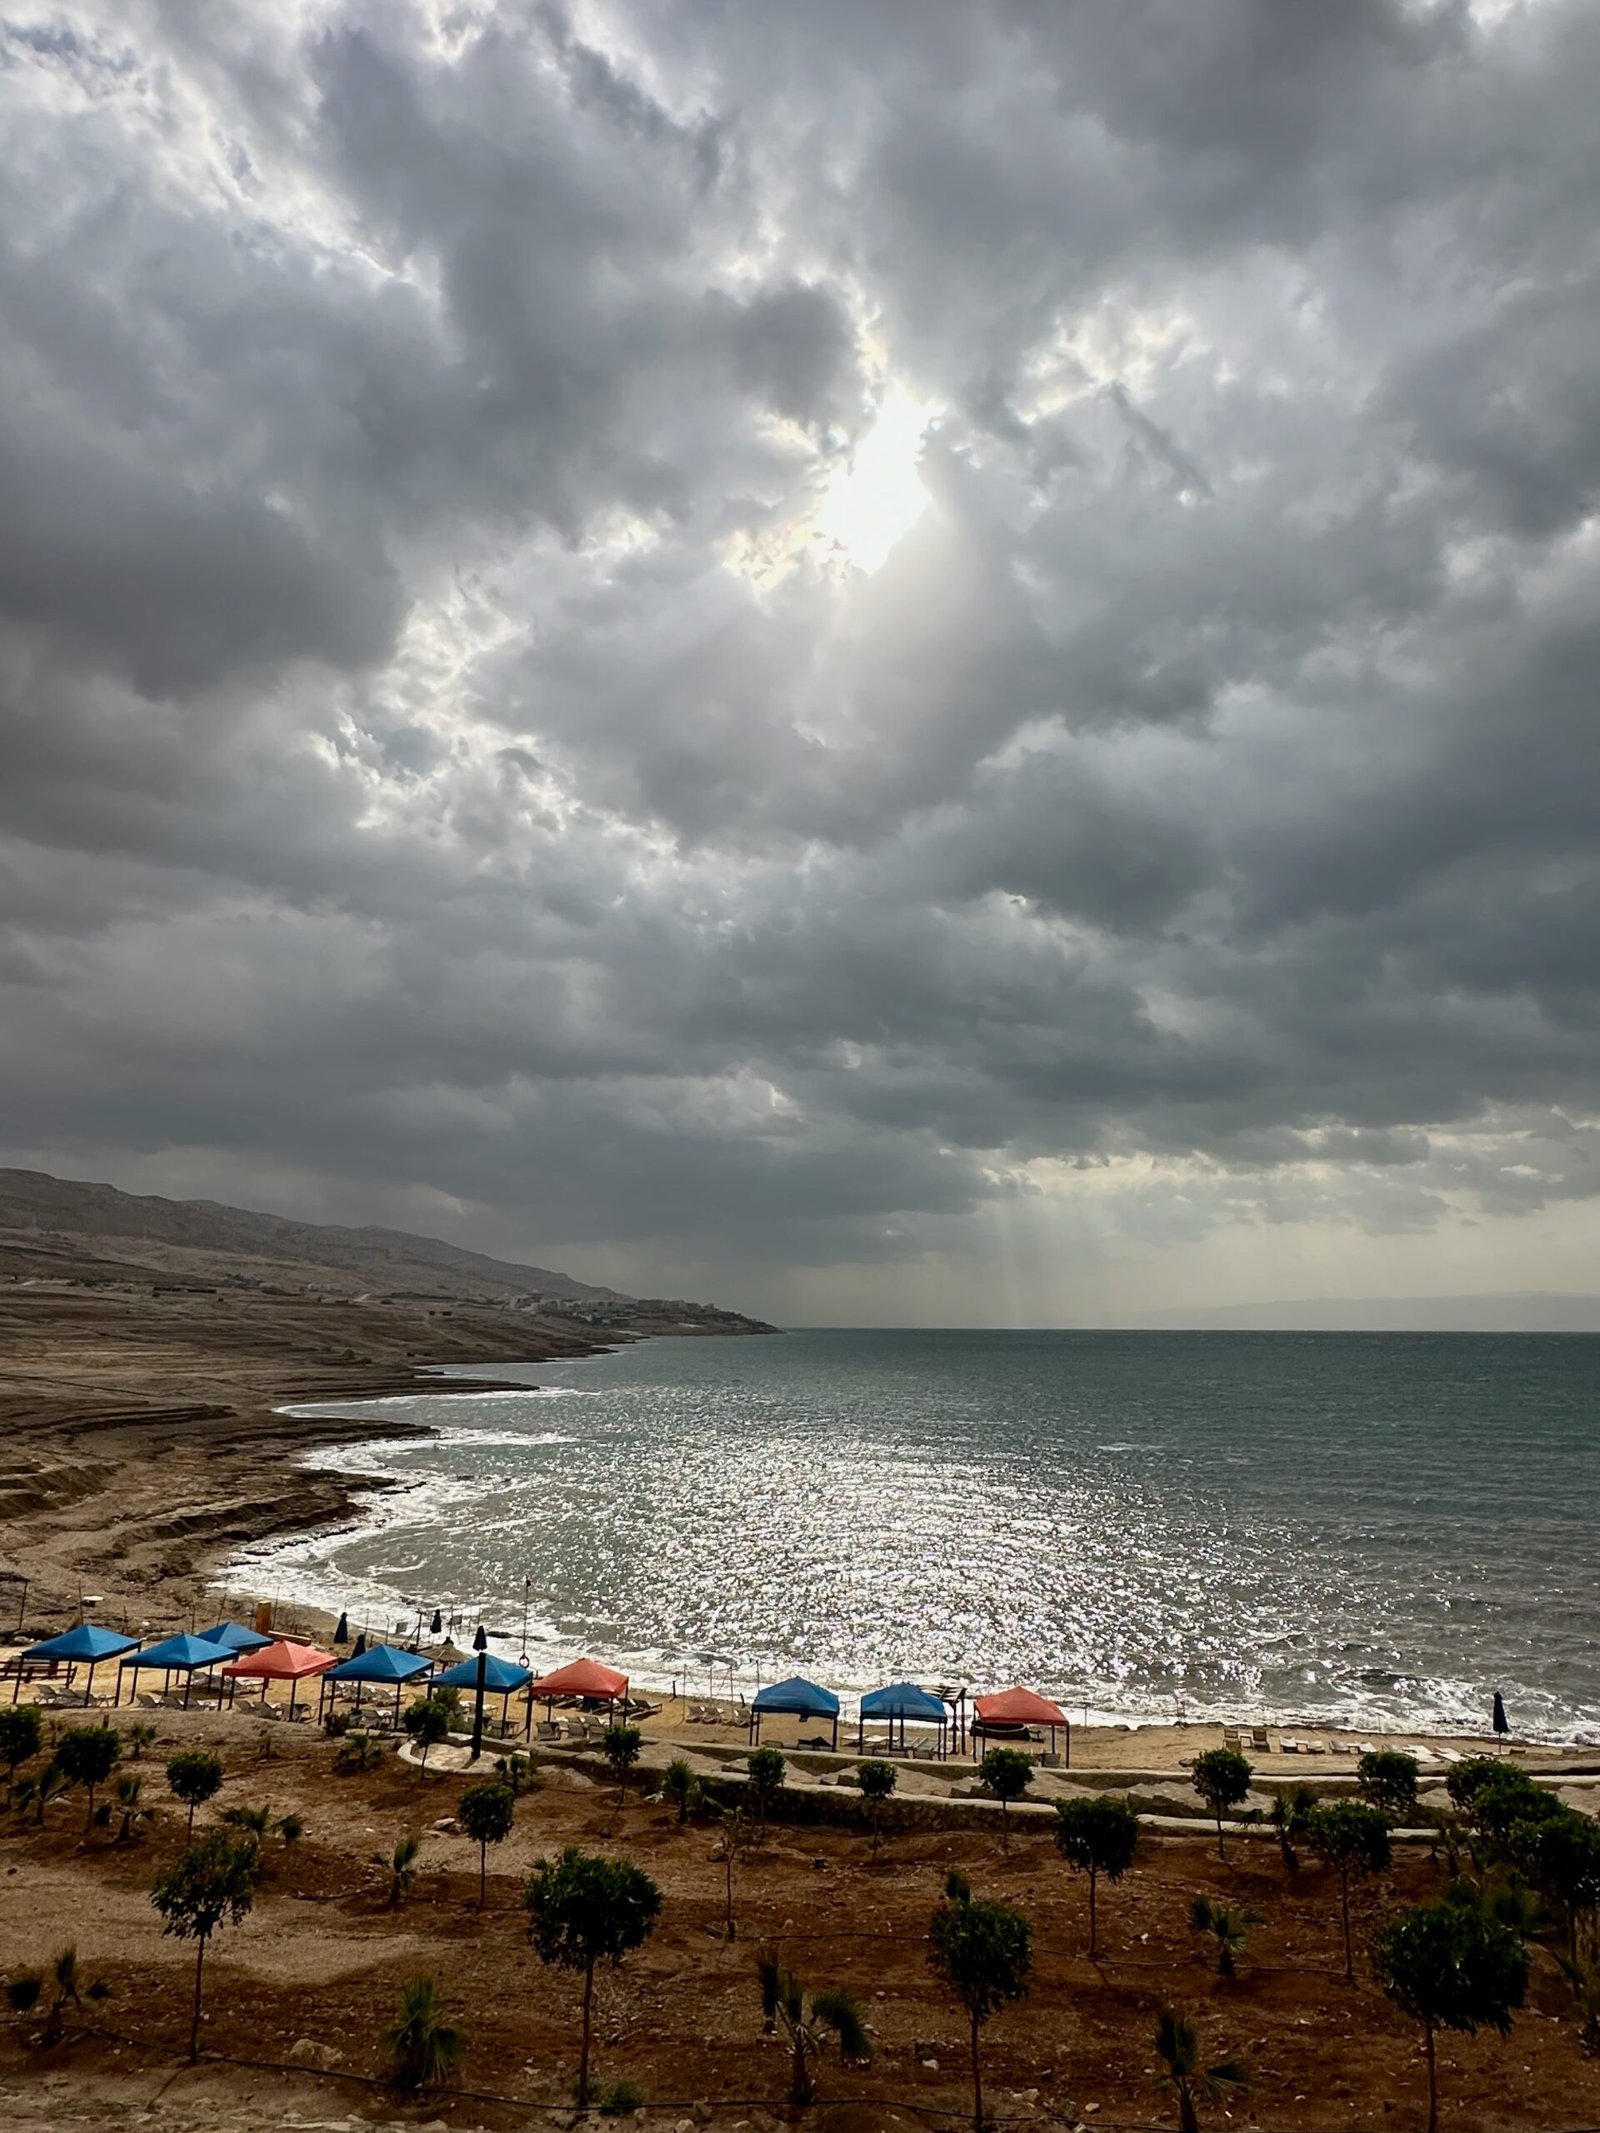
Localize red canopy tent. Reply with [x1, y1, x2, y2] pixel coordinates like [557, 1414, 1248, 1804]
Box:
[528, 1657, 628, 1722]
[220, 1638, 337, 1718]
[973, 1686, 1070, 1764]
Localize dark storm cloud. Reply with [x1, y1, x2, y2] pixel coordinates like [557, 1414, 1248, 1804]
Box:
[0, 0, 1597, 1306]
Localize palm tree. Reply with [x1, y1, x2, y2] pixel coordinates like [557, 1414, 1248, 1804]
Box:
[756, 1951, 872, 2104]
[1152, 2007, 1247, 2133]
[1269, 1784, 1316, 1873]
[335, 1729, 388, 1773]
[17, 1761, 72, 1827]
[125, 1723, 158, 1762]
[113, 1774, 154, 1845]
[389, 1834, 421, 1907]
[221, 1803, 272, 1839]
[661, 1758, 701, 1825]
[384, 1975, 465, 2093]
[1188, 1896, 1261, 1977]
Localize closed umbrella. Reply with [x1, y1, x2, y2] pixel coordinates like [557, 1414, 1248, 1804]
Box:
[1492, 1690, 1510, 1741]
[430, 1610, 443, 1636]
[333, 1612, 349, 1646]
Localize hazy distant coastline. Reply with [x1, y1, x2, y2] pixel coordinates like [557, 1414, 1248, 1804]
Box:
[1132, 1292, 1600, 1333]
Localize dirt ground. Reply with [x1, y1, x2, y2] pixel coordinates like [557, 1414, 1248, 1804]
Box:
[2, 1708, 1596, 2133]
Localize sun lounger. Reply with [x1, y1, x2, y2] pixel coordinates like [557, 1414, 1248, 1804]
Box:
[1279, 1737, 1301, 1753]
[1250, 1727, 1271, 1752]
[1305, 1738, 1327, 1754]
[536, 1721, 562, 1743]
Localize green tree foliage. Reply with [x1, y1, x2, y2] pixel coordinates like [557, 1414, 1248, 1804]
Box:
[1191, 1748, 1252, 1858]
[523, 1847, 663, 2106]
[858, 1758, 897, 1851]
[1188, 1896, 1261, 1977]
[979, 1746, 1033, 1848]
[165, 1750, 224, 1838]
[458, 1780, 515, 1908]
[493, 1751, 536, 1797]
[0, 1706, 44, 1805]
[1463, 1769, 1566, 1847]
[383, 1974, 464, 2093]
[124, 1722, 158, 1762]
[1356, 1749, 1421, 1822]
[660, 1757, 701, 1825]
[1152, 2007, 1247, 2133]
[1508, 1805, 1600, 1962]
[603, 1724, 642, 1811]
[221, 1803, 272, 1838]
[56, 1724, 121, 1834]
[1444, 1756, 1510, 1814]
[402, 1698, 452, 1769]
[1373, 1898, 1529, 2133]
[1269, 1784, 1317, 1873]
[389, 1833, 421, 1907]
[151, 1830, 260, 2061]
[746, 1745, 787, 1833]
[756, 1951, 872, 2104]
[1306, 1800, 1392, 1978]
[1053, 1794, 1140, 1958]
[927, 1878, 1032, 2133]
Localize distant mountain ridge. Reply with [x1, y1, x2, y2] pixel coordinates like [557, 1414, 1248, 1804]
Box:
[1136, 1291, 1600, 1332]
[0, 1167, 624, 1304]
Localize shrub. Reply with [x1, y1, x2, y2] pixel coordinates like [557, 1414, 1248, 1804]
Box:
[384, 1974, 464, 2093]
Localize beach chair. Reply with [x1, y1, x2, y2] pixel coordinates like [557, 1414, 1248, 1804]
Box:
[1304, 1738, 1327, 1754]
[536, 1721, 562, 1743]
[1251, 1726, 1271, 1753]
[1279, 1737, 1302, 1753]
[1223, 1726, 1243, 1748]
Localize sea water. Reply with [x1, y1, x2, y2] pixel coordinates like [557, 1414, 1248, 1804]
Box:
[230, 1329, 1600, 1741]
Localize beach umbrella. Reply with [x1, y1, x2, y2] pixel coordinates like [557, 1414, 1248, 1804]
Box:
[473, 1624, 488, 1652]
[430, 1610, 443, 1636]
[1493, 1690, 1510, 1739]
[333, 1612, 349, 1645]
[352, 1633, 368, 1658]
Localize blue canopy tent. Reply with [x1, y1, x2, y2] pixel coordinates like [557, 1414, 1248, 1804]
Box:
[194, 1621, 274, 1655]
[436, 1651, 533, 1744]
[12, 1623, 140, 1706]
[116, 1632, 234, 1709]
[750, 1674, 840, 1749]
[318, 1643, 432, 1727]
[857, 1680, 952, 1758]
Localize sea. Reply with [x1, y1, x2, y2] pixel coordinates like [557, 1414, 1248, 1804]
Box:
[228, 1329, 1600, 1744]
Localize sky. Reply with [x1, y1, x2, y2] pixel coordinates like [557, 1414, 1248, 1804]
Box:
[1, 0, 1598, 1326]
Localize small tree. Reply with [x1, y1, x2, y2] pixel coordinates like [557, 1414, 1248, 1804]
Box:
[56, 1723, 121, 1835]
[458, 1780, 515, 1908]
[1357, 1749, 1421, 1823]
[1191, 1748, 1252, 1858]
[1306, 1800, 1391, 1979]
[384, 1974, 464, 2093]
[1152, 2006, 1246, 2133]
[757, 1951, 872, 2104]
[0, 1706, 44, 1805]
[1269, 1783, 1317, 1873]
[1053, 1794, 1139, 1958]
[17, 1947, 111, 2047]
[1188, 1895, 1260, 1977]
[125, 1722, 158, 1762]
[165, 1750, 224, 1839]
[151, 1830, 259, 2061]
[661, 1757, 701, 1825]
[389, 1833, 421, 1907]
[979, 1746, 1033, 1848]
[714, 1806, 758, 1941]
[335, 1729, 387, 1773]
[1373, 1898, 1529, 2133]
[1509, 1805, 1600, 1963]
[221, 1803, 272, 1839]
[403, 1697, 451, 1769]
[1445, 1756, 1509, 1816]
[859, 1759, 897, 1851]
[927, 1879, 1032, 2133]
[524, 1847, 663, 2107]
[746, 1745, 787, 1834]
[603, 1724, 642, 1812]
[494, 1751, 536, 1797]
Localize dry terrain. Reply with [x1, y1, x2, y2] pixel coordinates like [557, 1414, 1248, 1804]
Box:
[1, 1706, 1597, 2133]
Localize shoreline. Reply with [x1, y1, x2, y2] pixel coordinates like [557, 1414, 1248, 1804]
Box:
[226, 1388, 1600, 1758]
